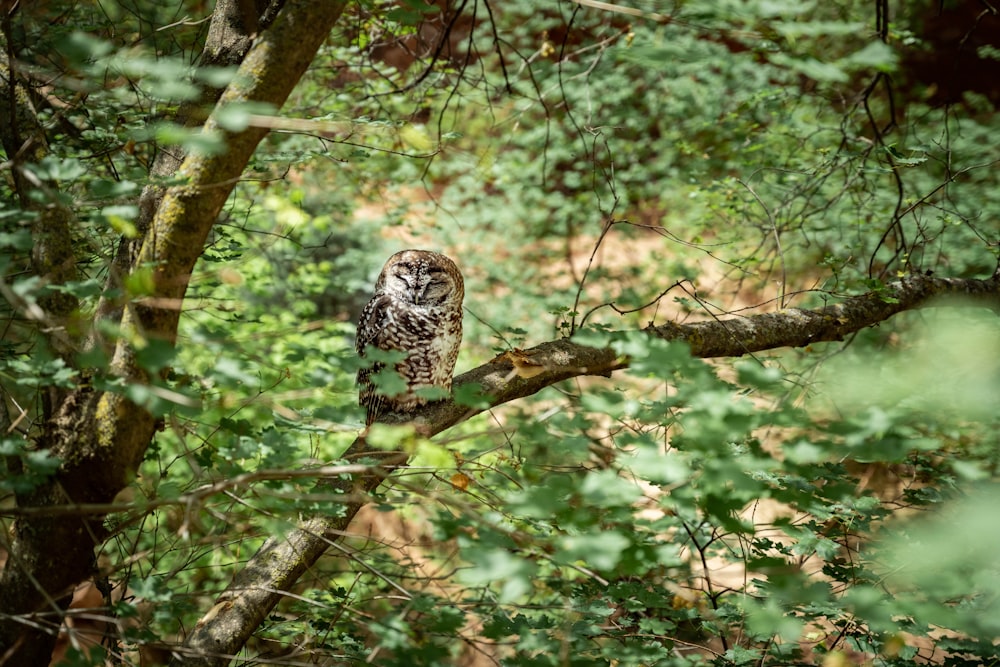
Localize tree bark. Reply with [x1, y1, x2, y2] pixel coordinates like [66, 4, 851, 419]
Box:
[0, 2, 349, 665]
[173, 268, 1000, 666]
[98, 0, 286, 312]
[0, 15, 80, 422]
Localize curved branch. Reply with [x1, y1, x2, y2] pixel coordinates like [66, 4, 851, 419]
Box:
[415, 270, 1000, 429]
[177, 269, 1000, 665]
[646, 271, 1000, 357]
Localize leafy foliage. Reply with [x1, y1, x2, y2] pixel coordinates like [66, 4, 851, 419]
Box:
[1, 0, 998, 665]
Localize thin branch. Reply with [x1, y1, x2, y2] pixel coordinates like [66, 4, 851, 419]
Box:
[0, 464, 379, 518]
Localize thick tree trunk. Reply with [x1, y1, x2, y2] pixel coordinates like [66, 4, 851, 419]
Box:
[0, 1, 349, 664]
[174, 269, 1000, 666]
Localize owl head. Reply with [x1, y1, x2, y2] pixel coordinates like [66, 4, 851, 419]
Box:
[376, 249, 464, 308]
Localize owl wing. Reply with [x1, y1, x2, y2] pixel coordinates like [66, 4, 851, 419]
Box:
[356, 294, 394, 425]
[356, 293, 393, 356]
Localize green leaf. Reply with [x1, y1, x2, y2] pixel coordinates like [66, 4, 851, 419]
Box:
[195, 65, 237, 87]
[884, 144, 927, 166]
[746, 597, 805, 642]
[771, 53, 848, 82]
[773, 20, 866, 39]
[558, 530, 630, 570]
[57, 31, 114, 63]
[578, 470, 642, 508]
[370, 366, 409, 397]
[459, 546, 537, 602]
[723, 646, 763, 665]
[136, 339, 176, 375]
[841, 40, 897, 72]
[26, 156, 86, 182]
[735, 361, 783, 389]
[215, 102, 279, 132]
[213, 357, 258, 386]
[757, 0, 814, 17]
[629, 448, 692, 484]
[50, 278, 104, 299]
[101, 205, 140, 237]
[452, 382, 490, 409]
[364, 423, 418, 451]
[0, 229, 33, 251]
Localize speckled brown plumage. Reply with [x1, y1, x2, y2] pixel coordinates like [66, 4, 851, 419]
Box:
[356, 250, 464, 426]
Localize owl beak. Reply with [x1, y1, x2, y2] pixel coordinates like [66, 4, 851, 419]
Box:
[413, 285, 428, 305]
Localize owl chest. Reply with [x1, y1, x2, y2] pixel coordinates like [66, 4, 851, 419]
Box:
[380, 306, 461, 368]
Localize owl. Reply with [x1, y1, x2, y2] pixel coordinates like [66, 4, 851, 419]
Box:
[356, 249, 464, 426]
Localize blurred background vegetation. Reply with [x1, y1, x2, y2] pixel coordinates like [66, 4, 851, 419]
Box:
[1, 0, 999, 664]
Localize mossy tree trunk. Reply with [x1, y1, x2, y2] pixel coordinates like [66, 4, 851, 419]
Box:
[0, 1, 348, 664]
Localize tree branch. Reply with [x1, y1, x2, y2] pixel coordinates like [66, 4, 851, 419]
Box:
[175, 270, 1000, 665]
[98, 0, 287, 304]
[646, 270, 1000, 357]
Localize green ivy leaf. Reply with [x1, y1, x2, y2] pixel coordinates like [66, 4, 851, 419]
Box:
[558, 530, 630, 570]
